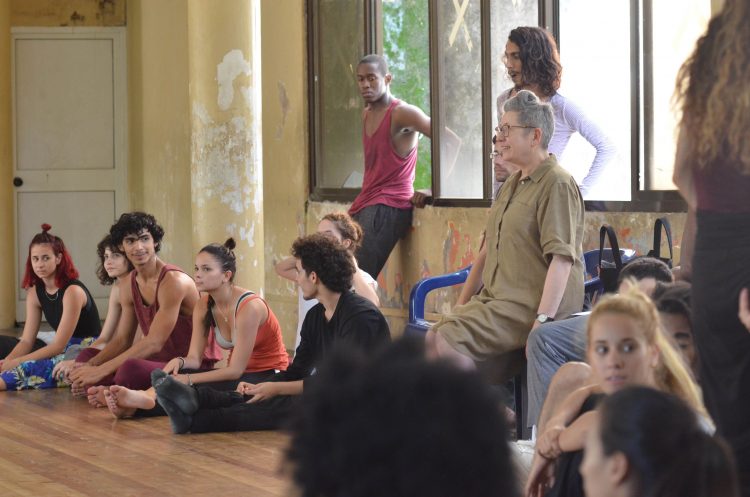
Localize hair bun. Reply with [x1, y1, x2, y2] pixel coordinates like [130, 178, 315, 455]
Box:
[224, 237, 236, 251]
[41, 223, 52, 232]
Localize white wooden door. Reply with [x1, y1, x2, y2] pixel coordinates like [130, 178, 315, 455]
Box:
[12, 27, 128, 321]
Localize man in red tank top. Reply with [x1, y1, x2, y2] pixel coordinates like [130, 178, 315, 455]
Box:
[348, 54, 432, 279]
[70, 212, 199, 391]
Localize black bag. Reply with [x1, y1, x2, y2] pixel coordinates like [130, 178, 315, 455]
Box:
[598, 225, 624, 294]
[646, 217, 673, 268]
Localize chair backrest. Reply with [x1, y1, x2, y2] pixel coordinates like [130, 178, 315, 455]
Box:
[408, 265, 472, 323]
[583, 248, 637, 280]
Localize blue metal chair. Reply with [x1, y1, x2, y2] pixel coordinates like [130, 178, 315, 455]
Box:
[404, 265, 472, 337]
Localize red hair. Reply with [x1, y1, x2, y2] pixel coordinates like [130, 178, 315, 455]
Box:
[22, 223, 79, 289]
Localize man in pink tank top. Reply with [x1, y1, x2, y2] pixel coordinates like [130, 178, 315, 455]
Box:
[70, 212, 199, 391]
[348, 54, 432, 278]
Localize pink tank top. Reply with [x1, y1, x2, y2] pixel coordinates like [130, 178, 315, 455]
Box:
[131, 264, 201, 363]
[349, 98, 418, 214]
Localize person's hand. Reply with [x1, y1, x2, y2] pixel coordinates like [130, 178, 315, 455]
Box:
[525, 452, 557, 497]
[537, 425, 564, 459]
[162, 357, 183, 376]
[236, 382, 254, 395]
[244, 382, 280, 403]
[69, 365, 107, 388]
[410, 190, 433, 208]
[52, 359, 80, 381]
[739, 288, 750, 333]
[0, 358, 20, 372]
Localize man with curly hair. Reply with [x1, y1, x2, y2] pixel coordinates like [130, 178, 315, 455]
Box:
[151, 233, 391, 433]
[69, 212, 204, 395]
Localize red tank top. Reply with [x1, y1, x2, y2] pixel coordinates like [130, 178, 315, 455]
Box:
[349, 98, 418, 214]
[131, 264, 196, 363]
[227, 295, 289, 372]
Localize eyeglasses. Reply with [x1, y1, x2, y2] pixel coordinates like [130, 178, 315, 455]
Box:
[495, 124, 536, 138]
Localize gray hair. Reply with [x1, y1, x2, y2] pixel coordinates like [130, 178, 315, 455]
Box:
[502, 90, 554, 149]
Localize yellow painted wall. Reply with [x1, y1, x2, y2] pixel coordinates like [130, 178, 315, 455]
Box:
[0, 1, 14, 327]
[127, 0, 193, 272]
[260, 0, 309, 348]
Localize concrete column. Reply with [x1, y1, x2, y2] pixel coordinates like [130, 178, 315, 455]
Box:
[0, 0, 15, 327]
[187, 0, 264, 292]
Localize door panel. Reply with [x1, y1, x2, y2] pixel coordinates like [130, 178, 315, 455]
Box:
[12, 28, 127, 322]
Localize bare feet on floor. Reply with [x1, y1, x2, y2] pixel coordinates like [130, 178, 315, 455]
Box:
[71, 383, 88, 398]
[87, 385, 108, 408]
[105, 385, 156, 419]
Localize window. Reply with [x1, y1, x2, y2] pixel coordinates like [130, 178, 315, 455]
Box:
[308, 0, 712, 210]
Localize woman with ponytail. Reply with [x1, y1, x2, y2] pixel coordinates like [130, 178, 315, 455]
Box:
[526, 287, 710, 497]
[0, 224, 101, 390]
[581, 386, 739, 497]
[103, 238, 289, 418]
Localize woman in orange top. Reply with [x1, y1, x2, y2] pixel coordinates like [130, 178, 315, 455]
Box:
[103, 238, 288, 418]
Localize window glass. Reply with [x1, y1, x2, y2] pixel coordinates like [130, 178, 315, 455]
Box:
[382, 0, 432, 191]
[314, 0, 366, 189]
[559, 0, 631, 201]
[436, 0, 482, 199]
[647, 0, 711, 190]
[490, 0, 538, 128]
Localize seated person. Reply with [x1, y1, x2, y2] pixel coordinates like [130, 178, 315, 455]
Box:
[526, 257, 673, 432]
[0, 224, 100, 390]
[152, 233, 391, 434]
[276, 212, 379, 347]
[69, 212, 202, 391]
[526, 287, 709, 497]
[581, 386, 739, 497]
[426, 90, 585, 374]
[285, 338, 520, 497]
[101, 238, 289, 418]
[53, 234, 134, 388]
[653, 281, 699, 378]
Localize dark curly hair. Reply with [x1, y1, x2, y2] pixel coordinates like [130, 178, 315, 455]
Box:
[286, 338, 519, 497]
[291, 233, 354, 294]
[200, 238, 239, 332]
[96, 234, 133, 285]
[508, 26, 561, 98]
[22, 223, 79, 289]
[109, 212, 165, 252]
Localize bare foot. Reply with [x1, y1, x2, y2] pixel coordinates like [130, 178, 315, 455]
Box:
[71, 383, 88, 398]
[105, 385, 156, 419]
[86, 385, 108, 408]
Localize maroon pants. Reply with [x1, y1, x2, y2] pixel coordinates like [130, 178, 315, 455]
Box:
[75, 347, 166, 390]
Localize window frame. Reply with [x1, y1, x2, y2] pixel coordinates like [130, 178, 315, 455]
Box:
[307, 0, 691, 212]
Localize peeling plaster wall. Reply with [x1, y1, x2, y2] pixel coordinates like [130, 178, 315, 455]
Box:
[261, 0, 308, 350]
[188, 0, 264, 294]
[10, 0, 126, 27]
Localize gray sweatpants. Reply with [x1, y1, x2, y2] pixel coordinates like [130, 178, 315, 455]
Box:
[525, 314, 589, 428]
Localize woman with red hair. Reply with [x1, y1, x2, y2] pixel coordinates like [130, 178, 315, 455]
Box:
[0, 224, 101, 390]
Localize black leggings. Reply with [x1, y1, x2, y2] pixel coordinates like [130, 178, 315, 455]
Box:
[137, 369, 277, 418]
[188, 385, 299, 433]
[0, 336, 46, 358]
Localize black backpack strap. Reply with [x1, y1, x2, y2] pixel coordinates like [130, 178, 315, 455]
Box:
[652, 217, 673, 262]
[599, 224, 623, 269]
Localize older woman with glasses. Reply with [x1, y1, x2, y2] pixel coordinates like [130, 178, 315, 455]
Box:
[426, 90, 585, 377]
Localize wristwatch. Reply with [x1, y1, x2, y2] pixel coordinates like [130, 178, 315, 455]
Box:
[536, 313, 554, 324]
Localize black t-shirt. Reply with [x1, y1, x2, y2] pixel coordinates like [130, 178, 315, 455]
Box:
[36, 280, 102, 339]
[272, 290, 391, 383]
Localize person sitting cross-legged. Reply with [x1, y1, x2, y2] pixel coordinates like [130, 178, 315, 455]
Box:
[153, 233, 391, 434]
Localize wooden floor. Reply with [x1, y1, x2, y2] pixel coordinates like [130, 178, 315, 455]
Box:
[0, 388, 295, 497]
